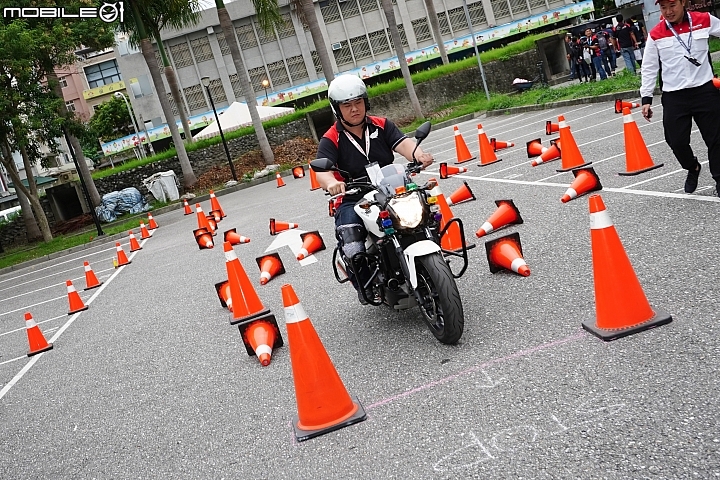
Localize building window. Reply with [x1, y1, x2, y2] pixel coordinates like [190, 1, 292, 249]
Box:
[59, 76, 68, 88]
[217, 33, 231, 56]
[254, 20, 275, 44]
[350, 34, 372, 61]
[447, 7, 469, 32]
[267, 60, 289, 87]
[529, 0, 547, 8]
[332, 40, 353, 66]
[84, 59, 121, 88]
[247, 67, 268, 93]
[286, 55, 308, 82]
[235, 24, 258, 49]
[339, 0, 360, 18]
[183, 84, 206, 111]
[190, 36, 214, 63]
[509, 0, 529, 16]
[491, 0, 511, 20]
[437, 13, 452, 36]
[169, 42, 194, 68]
[467, 1, 487, 25]
[368, 30, 390, 54]
[357, 0, 378, 12]
[166, 93, 179, 116]
[65, 100, 76, 112]
[387, 24, 409, 49]
[411, 18, 432, 43]
[310, 51, 323, 75]
[321, 1, 341, 24]
[208, 78, 227, 104]
[276, 13, 295, 39]
[229, 73, 244, 99]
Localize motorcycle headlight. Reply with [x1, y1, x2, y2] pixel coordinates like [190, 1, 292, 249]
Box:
[387, 192, 425, 229]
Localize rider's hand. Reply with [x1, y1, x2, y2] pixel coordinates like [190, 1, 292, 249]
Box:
[641, 105, 653, 122]
[416, 152, 434, 170]
[327, 180, 346, 195]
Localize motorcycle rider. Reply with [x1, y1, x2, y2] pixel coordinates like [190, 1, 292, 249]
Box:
[315, 74, 434, 305]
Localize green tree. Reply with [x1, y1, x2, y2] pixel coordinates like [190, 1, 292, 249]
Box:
[88, 95, 134, 143]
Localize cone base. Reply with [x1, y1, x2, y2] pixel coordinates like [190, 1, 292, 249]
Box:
[556, 161, 592, 173]
[68, 305, 89, 315]
[84, 282, 103, 291]
[293, 395, 367, 442]
[582, 308, 672, 342]
[229, 308, 271, 326]
[28, 343, 53, 357]
[184, 212, 192, 216]
[130, 247, 142, 252]
[478, 158, 502, 167]
[455, 156, 476, 164]
[310, 186, 321, 191]
[618, 163, 664, 176]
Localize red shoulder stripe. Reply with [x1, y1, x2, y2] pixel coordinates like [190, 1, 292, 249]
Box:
[367, 116, 386, 129]
[323, 123, 340, 147]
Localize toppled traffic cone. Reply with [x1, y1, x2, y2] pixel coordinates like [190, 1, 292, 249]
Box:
[439, 163, 468, 179]
[484, 232, 530, 277]
[224, 228, 250, 245]
[66, 279, 88, 314]
[194, 228, 214, 249]
[206, 216, 218, 234]
[147, 212, 159, 230]
[256, 252, 286, 285]
[582, 194, 672, 341]
[546, 120, 559, 135]
[297, 231, 325, 260]
[292, 166, 305, 178]
[223, 242, 271, 325]
[270, 218, 298, 236]
[209, 190, 226, 218]
[619, 107, 664, 176]
[276, 173, 286, 188]
[183, 199, 192, 215]
[526, 138, 546, 158]
[475, 199, 523, 238]
[128, 231, 142, 252]
[115, 242, 131, 267]
[282, 284, 366, 441]
[490, 138, 514, 151]
[83, 261, 102, 290]
[309, 162, 322, 191]
[437, 192, 474, 252]
[238, 315, 284, 367]
[139, 221, 152, 239]
[556, 115, 592, 172]
[196, 204, 213, 234]
[477, 124, 501, 166]
[561, 167, 602, 203]
[615, 99, 640, 114]
[453, 126, 475, 164]
[25, 312, 53, 356]
[446, 182, 476, 206]
[214, 280, 233, 311]
[531, 139, 561, 167]
[209, 210, 223, 223]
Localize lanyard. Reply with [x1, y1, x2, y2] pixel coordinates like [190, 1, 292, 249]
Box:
[665, 14, 693, 57]
[344, 125, 370, 162]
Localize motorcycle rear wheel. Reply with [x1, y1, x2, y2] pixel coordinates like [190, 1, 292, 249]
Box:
[415, 253, 464, 344]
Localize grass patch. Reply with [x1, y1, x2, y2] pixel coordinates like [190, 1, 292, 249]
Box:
[710, 37, 720, 53]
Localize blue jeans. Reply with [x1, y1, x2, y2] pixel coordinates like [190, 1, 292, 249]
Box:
[621, 47, 637, 74]
[592, 56, 608, 80]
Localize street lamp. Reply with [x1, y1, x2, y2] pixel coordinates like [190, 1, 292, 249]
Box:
[201, 76, 238, 182]
[114, 91, 145, 159]
[261, 79, 269, 103]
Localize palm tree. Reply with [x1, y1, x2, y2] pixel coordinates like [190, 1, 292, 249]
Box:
[424, 0, 449, 65]
[153, 32, 194, 145]
[292, 0, 334, 84]
[380, 0, 423, 119]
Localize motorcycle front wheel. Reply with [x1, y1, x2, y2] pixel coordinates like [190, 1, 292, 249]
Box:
[415, 253, 464, 344]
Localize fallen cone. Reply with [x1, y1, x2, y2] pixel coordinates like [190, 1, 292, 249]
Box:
[237, 315, 284, 367]
[446, 182, 476, 206]
[490, 138, 514, 151]
[475, 199, 523, 238]
[439, 163, 468, 179]
[224, 228, 250, 245]
[194, 228, 214, 249]
[561, 167, 602, 203]
[484, 232, 530, 277]
[256, 252, 286, 285]
[297, 231, 325, 260]
[270, 218, 298, 236]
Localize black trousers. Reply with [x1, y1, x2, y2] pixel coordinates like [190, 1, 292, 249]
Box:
[661, 81, 720, 183]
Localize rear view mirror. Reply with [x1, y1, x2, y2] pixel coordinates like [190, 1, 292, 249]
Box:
[414, 121, 432, 142]
[310, 158, 336, 172]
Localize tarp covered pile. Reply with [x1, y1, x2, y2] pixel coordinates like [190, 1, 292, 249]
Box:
[95, 187, 150, 223]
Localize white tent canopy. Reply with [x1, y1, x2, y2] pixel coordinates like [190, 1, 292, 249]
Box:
[193, 102, 295, 141]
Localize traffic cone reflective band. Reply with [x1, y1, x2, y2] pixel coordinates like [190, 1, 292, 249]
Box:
[526, 138, 547, 158]
[484, 232, 530, 277]
[115, 242, 131, 267]
[309, 162, 321, 191]
[214, 280, 233, 311]
[183, 199, 192, 215]
[446, 181, 476, 206]
[477, 124, 501, 166]
[475, 199, 523, 238]
[561, 167, 602, 203]
[582, 194, 672, 341]
[556, 115, 592, 172]
[194, 228, 214, 249]
[281, 284, 366, 441]
[256, 252, 286, 285]
[147, 212, 158, 230]
[270, 218, 298, 236]
[437, 193, 474, 252]
[237, 315, 284, 367]
[453, 126, 475, 164]
[297, 231, 325, 260]
[545, 120, 559, 135]
[83, 261, 102, 290]
[224, 242, 271, 325]
[209, 210, 222, 223]
[128, 231, 142, 252]
[439, 163, 468, 179]
[619, 107, 664, 176]
[614, 99, 640, 114]
[292, 166, 305, 178]
[276, 173, 286, 188]
[66, 280, 88, 314]
[195, 204, 212, 233]
[532, 139, 562, 167]
[490, 138, 514, 151]
[139, 221, 152, 239]
[224, 228, 250, 245]
[209, 190, 226, 218]
[25, 312, 53, 356]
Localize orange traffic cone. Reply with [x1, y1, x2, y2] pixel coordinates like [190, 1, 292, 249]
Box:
[297, 231, 325, 260]
[276, 173, 286, 188]
[490, 138, 514, 151]
[209, 210, 222, 223]
[531, 139, 561, 167]
[446, 182, 476, 206]
[139, 221, 152, 239]
[619, 107, 664, 176]
[614, 99, 640, 114]
[256, 252, 286, 285]
[546, 120, 559, 135]
[582, 194, 672, 341]
[183, 199, 192, 215]
[561, 167, 602, 203]
[477, 124, 501, 166]
[83, 261, 102, 290]
[195, 204, 213, 234]
[223, 242, 271, 325]
[270, 218, 298, 236]
[526, 138, 546, 158]
[147, 212, 158, 230]
[439, 163, 468, 179]
[25, 312, 53, 356]
[224, 228, 250, 245]
[209, 190, 226, 218]
[292, 166, 305, 178]
[193, 228, 214, 249]
[206, 216, 218, 234]
[128, 231, 142, 252]
[281, 284, 366, 441]
[484, 232, 530, 277]
[556, 115, 592, 172]
[214, 280, 233, 312]
[453, 126, 475, 164]
[237, 315, 284, 367]
[66, 279, 88, 314]
[309, 162, 322, 191]
[436, 192, 474, 253]
[713, 76, 720, 89]
[115, 242, 131, 267]
[475, 199, 523, 238]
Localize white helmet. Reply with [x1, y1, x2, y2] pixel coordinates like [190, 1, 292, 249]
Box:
[328, 75, 370, 124]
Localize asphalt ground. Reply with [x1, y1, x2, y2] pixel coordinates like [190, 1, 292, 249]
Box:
[1, 98, 719, 478]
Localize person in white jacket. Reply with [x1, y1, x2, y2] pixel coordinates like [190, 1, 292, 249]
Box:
[640, 0, 720, 195]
